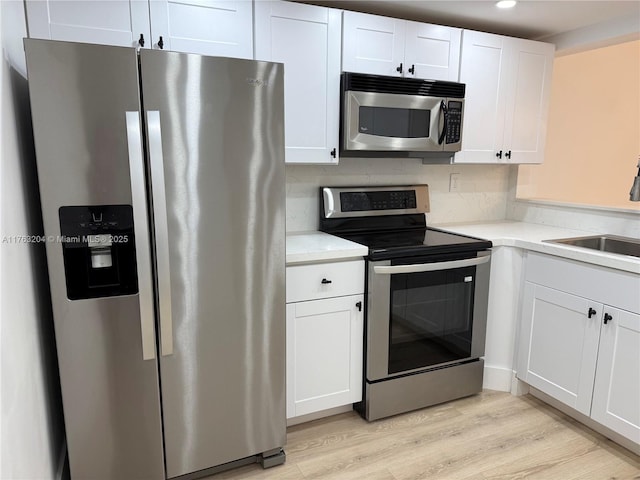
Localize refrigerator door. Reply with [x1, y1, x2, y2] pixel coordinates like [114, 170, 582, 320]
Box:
[24, 40, 165, 479]
[139, 50, 286, 477]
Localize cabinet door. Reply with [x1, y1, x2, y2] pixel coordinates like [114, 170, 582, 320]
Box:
[149, 0, 252, 57]
[255, 1, 340, 164]
[519, 283, 602, 415]
[454, 30, 510, 163]
[25, 0, 150, 48]
[286, 295, 364, 418]
[342, 11, 405, 77]
[591, 307, 640, 444]
[502, 39, 555, 164]
[403, 22, 461, 81]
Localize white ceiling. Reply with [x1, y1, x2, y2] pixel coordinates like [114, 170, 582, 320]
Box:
[300, 1, 640, 40]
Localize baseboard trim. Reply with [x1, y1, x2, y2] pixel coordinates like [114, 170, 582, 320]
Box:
[482, 365, 512, 392]
[56, 439, 69, 480]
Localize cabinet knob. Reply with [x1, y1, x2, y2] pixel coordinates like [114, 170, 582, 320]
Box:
[396, 63, 403, 74]
[604, 313, 613, 325]
[356, 301, 362, 312]
[158, 36, 164, 50]
[408, 64, 415, 75]
[138, 34, 145, 48]
[496, 150, 503, 159]
[321, 278, 332, 285]
[505, 150, 512, 159]
[330, 148, 336, 158]
[588, 307, 596, 318]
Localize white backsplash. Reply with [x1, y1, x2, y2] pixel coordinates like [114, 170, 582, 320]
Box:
[507, 199, 640, 238]
[285, 158, 513, 232]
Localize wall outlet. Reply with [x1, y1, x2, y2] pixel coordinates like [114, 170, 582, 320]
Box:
[449, 173, 461, 192]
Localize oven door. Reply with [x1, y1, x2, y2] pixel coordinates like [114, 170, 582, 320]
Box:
[366, 251, 490, 382]
[344, 90, 444, 152]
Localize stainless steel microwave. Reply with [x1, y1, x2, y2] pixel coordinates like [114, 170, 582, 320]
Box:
[341, 72, 465, 156]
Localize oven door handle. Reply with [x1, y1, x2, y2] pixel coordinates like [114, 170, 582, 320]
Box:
[373, 255, 490, 275]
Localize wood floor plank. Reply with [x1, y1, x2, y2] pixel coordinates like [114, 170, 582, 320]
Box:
[204, 391, 640, 480]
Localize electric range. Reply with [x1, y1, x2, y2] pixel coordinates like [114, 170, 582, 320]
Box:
[320, 185, 493, 420]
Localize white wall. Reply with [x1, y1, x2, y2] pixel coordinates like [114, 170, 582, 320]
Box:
[1, 1, 66, 478]
[286, 159, 514, 231]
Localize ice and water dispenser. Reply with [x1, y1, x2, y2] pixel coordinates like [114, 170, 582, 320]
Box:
[59, 205, 138, 300]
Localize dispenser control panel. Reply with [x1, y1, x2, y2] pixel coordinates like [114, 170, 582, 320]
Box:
[59, 205, 138, 300]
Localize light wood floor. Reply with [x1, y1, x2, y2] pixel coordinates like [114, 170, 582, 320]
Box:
[207, 391, 640, 480]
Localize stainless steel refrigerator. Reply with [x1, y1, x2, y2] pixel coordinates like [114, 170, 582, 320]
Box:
[24, 39, 286, 479]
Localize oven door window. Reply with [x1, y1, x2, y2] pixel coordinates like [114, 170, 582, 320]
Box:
[388, 265, 475, 374]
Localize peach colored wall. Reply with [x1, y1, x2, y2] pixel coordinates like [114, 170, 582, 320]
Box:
[517, 40, 640, 209]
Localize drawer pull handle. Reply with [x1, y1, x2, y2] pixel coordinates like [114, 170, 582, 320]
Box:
[321, 278, 332, 284]
[604, 313, 612, 325]
[588, 307, 596, 318]
[356, 301, 362, 312]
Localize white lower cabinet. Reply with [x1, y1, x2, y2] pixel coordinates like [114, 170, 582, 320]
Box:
[520, 284, 601, 415]
[286, 260, 364, 419]
[518, 252, 640, 445]
[591, 307, 640, 442]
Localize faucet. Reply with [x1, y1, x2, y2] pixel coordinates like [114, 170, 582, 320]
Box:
[631, 157, 640, 202]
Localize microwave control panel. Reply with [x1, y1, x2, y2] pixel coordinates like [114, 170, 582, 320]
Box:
[446, 101, 462, 144]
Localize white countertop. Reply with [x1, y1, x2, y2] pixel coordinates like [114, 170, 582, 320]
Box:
[286, 231, 368, 265]
[434, 221, 640, 274]
[287, 221, 640, 274]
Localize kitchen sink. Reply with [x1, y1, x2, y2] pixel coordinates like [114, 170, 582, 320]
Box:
[545, 235, 640, 258]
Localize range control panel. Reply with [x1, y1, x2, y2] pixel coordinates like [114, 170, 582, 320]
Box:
[340, 190, 417, 212]
[445, 101, 462, 144]
[322, 185, 430, 219]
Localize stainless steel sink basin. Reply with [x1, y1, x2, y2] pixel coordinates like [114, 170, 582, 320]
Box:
[545, 235, 640, 258]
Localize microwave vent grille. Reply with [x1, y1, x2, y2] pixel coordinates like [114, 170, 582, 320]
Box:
[343, 72, 465, 98]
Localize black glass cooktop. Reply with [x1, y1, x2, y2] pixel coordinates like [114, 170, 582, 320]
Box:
[337, 227, 492, 261]
[319, 186, 492, 260]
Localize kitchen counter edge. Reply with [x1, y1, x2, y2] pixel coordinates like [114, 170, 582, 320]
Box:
[434, 221, 640, 275]
[286, 231, 368, 266]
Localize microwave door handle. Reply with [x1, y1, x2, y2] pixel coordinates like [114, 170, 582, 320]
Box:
[373, 255, 490, 275]
[438, 100, 448, 145]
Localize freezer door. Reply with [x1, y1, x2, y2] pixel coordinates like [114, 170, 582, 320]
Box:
[24, 40, 165, 479]
[139, 50, 286, 477]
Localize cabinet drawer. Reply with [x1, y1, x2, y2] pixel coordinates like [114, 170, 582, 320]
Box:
[286, 260, 364, 303]
[526, 252, 640, 314]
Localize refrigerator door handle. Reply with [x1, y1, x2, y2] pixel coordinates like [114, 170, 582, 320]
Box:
[147, 110, 174, 356]
[125, 111, 156, 360]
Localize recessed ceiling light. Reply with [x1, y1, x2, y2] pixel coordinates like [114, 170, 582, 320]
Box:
[496, 0, 517, 8]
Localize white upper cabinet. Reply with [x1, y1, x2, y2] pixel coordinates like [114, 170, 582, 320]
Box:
[455, 30, 554, 164]
[26, 0, 253, 58]
[403, 21, 461, 81]
[255, 1, 341, 164]
[25, 0, 151, 48]
[342, 11, 461, 81]
[148, 0, 253, 57]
